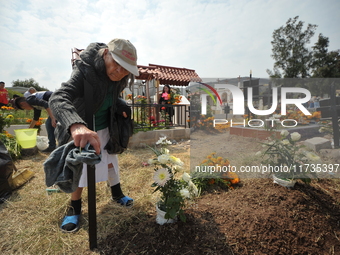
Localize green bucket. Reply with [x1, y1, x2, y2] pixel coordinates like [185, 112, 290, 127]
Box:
[14, 129, 38, 149]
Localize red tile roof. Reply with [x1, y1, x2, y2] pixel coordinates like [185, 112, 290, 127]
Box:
[136, 64, 201, 86]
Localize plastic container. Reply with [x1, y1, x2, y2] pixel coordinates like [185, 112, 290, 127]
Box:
[14, 129, 38, 149]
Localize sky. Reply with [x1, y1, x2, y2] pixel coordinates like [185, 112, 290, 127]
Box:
[0, 0, 339, 92]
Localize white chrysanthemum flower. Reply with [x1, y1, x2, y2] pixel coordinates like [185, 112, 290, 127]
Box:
[158, 154, 170, 164]
[305, 151, 321, 163]
[182, 172, 191, 182]
[161, 148, 170, 155]
[148, 158, 159, 165]
[281, 130, 289, 137]
[173, 165, 183, 171]
[290, 132, 301, 141]
[319, 127, 326, 133]
[188, 181, 199, 197]
[153, 168, 171, 187]
[156, 136, 167, 145]
[281, 139, 290, 145]
[169, 156, 184, 166]
[180, 188, 191, 198]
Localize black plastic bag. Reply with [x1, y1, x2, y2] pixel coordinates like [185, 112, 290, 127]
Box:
[0, 140, 14, 203]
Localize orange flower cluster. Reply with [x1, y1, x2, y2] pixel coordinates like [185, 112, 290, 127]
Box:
[281, 110, 321, 124]
[126, 94, 132, 100]
[201, 152, 240, 188]
[193, 115, 229, 133]
[195, 115, 214, 130]
[26, 117, 45, 126]
[2, 130, 13, 138]
[306, 111, 321, 121]
[136, 95, 147, 104]
[214, 122, 230, 132]
[171, 95, 182, 105]
[1, 106, 15, 110]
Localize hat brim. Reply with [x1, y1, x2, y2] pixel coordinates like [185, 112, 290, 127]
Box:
[111, 52, 139, 76]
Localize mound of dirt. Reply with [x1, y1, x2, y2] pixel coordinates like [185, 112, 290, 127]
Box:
[100, 178, 340, 255]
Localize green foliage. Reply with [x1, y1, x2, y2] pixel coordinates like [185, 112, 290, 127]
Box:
[0, 132, 21, 160]
[11, 78, 48, 91]
[191, 171, 231, 192]
[148, 137, 199, 222]
[0, 106, 15, 132]
[311, 34, 340, 79]
[257, 131, 320, 182]
[7, 90, 23, 99]
[268, 16, 317, 78]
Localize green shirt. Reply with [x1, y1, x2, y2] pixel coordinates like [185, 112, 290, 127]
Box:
[95, 87, 113, 131]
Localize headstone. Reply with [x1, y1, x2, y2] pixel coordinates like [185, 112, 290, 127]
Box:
[303, 137, 332, 152]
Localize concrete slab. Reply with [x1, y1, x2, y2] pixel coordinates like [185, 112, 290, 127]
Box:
[303, 137, 332, 152]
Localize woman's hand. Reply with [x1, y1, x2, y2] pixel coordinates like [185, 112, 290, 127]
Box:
[70, 123, 101, 154]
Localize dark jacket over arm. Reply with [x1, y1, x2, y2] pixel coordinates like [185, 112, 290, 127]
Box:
[49, 42, 133, 152]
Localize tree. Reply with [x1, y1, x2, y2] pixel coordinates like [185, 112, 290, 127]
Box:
[267, 16, 317, 78]
[311, 34, 340, 78]
[11, 78, 48, 91]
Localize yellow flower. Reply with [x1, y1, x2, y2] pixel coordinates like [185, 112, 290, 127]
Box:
[169, 155, 184, 166]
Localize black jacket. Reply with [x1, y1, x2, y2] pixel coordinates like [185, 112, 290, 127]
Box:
[50, 42, 133, 153]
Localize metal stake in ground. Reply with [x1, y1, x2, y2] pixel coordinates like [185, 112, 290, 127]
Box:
[87, 165, 97, 250]
[84, 78, 97, 250]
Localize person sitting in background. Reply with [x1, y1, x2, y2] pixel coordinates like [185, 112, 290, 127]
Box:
[14, 91, 57, 152]
[0, 81, 9, 107]
[24, 87, 37, 98]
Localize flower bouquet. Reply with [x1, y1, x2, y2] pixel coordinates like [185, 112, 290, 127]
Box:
[148, 136, 199, 224]
[0, 106, 15, 133]
[256, 130, 320, 186]
[169, 88, 182, 105]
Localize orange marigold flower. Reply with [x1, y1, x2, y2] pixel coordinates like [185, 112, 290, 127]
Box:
[226, 172, 240, 184]
[208, 179, 215, 185]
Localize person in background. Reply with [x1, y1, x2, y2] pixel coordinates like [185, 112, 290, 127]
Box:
[309, 96, 315, 108]
[24, 87, 37, 98]
[159, 84, 174, 124]
[49, 38, 138, 233]
[0, 81, 9, 107]
[314, 95, 320, 108]
[14, 91, 57, 152]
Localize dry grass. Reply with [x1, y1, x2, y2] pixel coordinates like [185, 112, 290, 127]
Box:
[0, 141, 190, 255]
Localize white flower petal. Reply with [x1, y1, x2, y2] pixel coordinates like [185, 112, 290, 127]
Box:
[182, 172, 191, 182]
[290, 132, 301, 141]
[153, 168, 171, 187]
[281, 130, 289, 137]
[158, 154, 170, 164]
[180, 188, 191, 198]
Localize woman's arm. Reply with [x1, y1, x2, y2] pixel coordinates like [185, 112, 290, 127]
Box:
[49, 67, 87, 132]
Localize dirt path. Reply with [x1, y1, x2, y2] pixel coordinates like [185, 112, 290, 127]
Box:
[190, 129, 265, 178]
